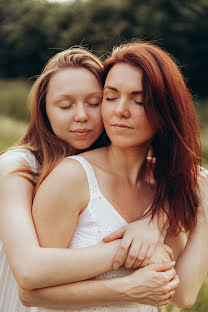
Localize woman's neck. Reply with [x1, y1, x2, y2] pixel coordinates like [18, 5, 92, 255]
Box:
[106, 144, 150, 184]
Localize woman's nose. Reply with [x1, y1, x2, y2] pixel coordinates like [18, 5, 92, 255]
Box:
[115, 98, 130, 119]
[74, 103, 88, 122]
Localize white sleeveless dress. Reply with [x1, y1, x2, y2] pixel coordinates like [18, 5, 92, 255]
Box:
[0, 151, 164, 311]
[62, 155, 166, 312]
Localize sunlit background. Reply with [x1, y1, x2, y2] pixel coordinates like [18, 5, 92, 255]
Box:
[0, 1, 207, 311]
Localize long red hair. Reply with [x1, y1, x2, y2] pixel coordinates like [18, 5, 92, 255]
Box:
[4, 48, 104, 192]
[103, 41, 201, 233]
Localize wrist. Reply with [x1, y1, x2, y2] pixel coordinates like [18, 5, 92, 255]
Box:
[104, 277, 131, 303]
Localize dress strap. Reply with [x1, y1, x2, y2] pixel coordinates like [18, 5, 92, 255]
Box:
[67, 155, 101, 200]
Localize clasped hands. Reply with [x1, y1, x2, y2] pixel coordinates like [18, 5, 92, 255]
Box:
[103, 219, 179, 307]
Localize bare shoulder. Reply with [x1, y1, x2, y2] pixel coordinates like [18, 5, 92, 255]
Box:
[47, 157, 90, 186]
[35, 157, 90, 212]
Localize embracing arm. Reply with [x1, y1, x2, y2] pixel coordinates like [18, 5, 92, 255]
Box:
[169, 169, 208, 309]
[0, 156, 119, 291]
[0, 156, 179, 308]
[19, 262, 177, 308]
[19, 275, 123, 308]
[25, 158, 179, 308]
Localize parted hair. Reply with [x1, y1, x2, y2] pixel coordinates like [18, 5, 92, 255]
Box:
[103, 41, 201, 233]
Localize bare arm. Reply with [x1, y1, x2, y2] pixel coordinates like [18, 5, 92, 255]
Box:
[19, 262, 178, 309]
[169, 168, 208, 309]
[0, 156, 119, 290]
[19, 277, 123, 308]
[0, 155, 180, 309]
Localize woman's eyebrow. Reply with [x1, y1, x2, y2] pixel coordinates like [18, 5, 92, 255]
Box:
[53, 94, 72, 102]
[87, 91, 103, 97]
[104, 86, 143, 95]
[104, 86, 118, 92]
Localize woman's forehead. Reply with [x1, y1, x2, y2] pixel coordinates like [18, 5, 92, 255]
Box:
[105, 63, 143, 92]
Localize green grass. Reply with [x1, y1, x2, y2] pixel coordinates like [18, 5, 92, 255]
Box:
[0, 115, 27, 152]
[197, 102, 208, 169]
[0, 79, 31, 122]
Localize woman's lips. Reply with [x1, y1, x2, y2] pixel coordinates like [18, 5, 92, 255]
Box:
[111, 123, 133, 129]
[71, 129, 92, 137]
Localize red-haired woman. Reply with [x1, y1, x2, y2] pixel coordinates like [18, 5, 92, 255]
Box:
[0, 47, 172, 312]
[27, 41, 208, 311]
[101, 42, 208, 309]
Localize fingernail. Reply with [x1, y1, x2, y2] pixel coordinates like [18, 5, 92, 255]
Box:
[113, 262, 119, 270]
[171, 261, 176, 265]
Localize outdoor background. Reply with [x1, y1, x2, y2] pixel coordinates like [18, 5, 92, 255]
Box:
[0, 0, 207, 311]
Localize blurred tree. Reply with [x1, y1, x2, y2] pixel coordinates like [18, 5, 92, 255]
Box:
[0, 0, 207, 96]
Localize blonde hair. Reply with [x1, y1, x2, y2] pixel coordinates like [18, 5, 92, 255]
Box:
[13, 47, 103, 191]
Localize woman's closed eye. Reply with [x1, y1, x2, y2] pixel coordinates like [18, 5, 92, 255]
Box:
[59, 103, 72, 109]
[133, 100, 143, 105]
[87, 101, 101, 106]
[104, 97, 118, 101]
[87, 97, 102, 106]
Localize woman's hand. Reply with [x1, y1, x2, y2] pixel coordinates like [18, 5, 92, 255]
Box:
[140, 242, 174, 268]
[103, 218, 168, 269]
[122, 261, 179, 307]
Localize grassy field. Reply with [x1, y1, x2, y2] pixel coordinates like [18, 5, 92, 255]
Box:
[0, 79, 208, 311]
[0, 115, 27, 152]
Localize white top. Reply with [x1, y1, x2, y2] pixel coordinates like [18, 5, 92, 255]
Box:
[0, 151, 164, 311]
[64, 155, 165, 312]
[0, 148, 40, 175]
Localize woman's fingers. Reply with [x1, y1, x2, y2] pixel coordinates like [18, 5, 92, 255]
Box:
[170, 290, 175, 296]
[163, 244, 174, 261]
[161, 267, 176, 282]
[131, 242, 148, 268]
[167, 275, 180, 291]
[149, 261, 176, 272]
[158, 299, 170, 306]
[140, 242, 155, 267]
[113, 236, 132, 269]
[124, 240, 142, 268]
[102, 227, 126, 242]
[160, 289, 176, 301]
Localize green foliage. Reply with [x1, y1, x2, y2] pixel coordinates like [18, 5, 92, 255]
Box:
[0, 0, 208, 96]
[195, 98, 208, 168]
